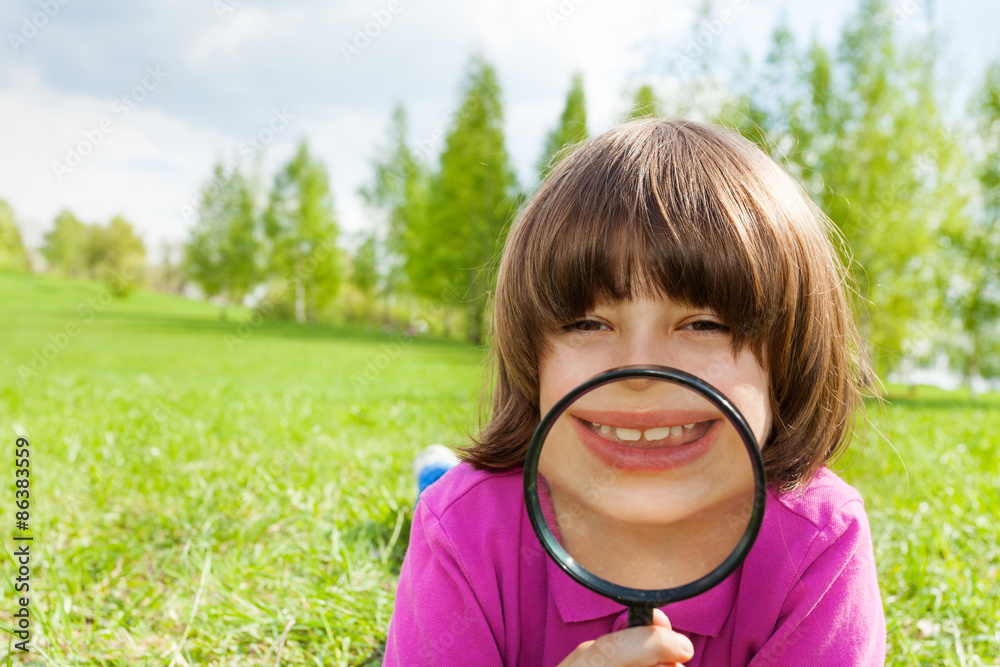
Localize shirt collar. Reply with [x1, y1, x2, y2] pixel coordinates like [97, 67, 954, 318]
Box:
[546, 551, 741, 637]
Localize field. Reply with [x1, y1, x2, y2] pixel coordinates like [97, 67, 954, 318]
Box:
[0, 271, 997, 665]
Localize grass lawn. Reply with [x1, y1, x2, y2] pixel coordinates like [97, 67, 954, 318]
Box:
[1, 270, 997, 665]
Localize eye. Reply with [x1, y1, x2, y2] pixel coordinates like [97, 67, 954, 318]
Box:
[683, 319, 731, 333]
[562, 319, 609, 332]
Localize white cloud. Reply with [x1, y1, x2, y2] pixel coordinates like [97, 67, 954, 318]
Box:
[187, 6, 301, 65]
[0, 0, 997, 261]
[0, 79, 233, 252]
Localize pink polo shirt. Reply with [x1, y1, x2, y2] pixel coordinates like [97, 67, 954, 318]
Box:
[385, 463, 885, 666]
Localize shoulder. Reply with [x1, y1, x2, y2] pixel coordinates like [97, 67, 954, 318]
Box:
[742, 467, 876, 610]
[771, 467, 868, 539]
[416, 463, 524, 542]
[387, 464, 522, 664]
[735, 469, 886, 664]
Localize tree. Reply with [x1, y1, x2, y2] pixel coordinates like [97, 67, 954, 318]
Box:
[666, 0, 734, 121]
[359, 104, 431, 324]
[350, 233, 378, 298]
[732, 0, 964, 380]
[42, 209, 88, 277]
[152, 240, 186, 295]
[715, 20, 801, 156]
[85, 215, 146, 295]
[944, 60, 1000, 391]
[0, 200, 30, 272]
[537, 73, 588, 179]
[264, 140, 341, 323]
[409, 55, 518, 344]
[186, 162, 262, 319]
[625, 83, 661, 121]
[41, 209, 146, 294]
[830, 0, 966, 379]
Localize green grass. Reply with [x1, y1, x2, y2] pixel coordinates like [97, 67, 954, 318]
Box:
[839, 388, 1000, 665]
[0, 270, 997, 665]
[0, 272, 483, 665]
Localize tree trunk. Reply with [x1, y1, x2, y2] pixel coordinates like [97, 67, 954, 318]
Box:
[467, 298, 485, 346]
[967, 333, 980, 400]
[295, 277, 306, 324]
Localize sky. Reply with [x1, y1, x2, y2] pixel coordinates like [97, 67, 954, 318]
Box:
[2, 0, 998, 260]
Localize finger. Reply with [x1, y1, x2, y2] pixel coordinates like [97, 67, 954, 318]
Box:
[651, 609, 672, 630]
[652, 626, 694, 663]
[560, 640, 596, 666]
[584, 625, 694, 666]
[650, 610, 693, 662]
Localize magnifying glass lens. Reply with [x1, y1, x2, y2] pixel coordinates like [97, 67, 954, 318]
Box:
[534, 373, 759, 592]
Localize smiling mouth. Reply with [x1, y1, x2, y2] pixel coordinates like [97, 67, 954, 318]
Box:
[580, 418, 715, 448]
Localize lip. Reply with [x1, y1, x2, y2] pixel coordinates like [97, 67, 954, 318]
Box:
[569, 409, 722, 472]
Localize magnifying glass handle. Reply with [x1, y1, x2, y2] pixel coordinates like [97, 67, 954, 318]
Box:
[626, 603, 655, 627]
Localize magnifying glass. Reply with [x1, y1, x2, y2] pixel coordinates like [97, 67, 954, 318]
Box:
[524, 365, 766, 628]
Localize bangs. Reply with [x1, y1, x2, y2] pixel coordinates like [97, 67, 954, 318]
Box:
[519, 120, 791, 351]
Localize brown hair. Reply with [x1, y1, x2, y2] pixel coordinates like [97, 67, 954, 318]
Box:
[462, 118, 872, 490]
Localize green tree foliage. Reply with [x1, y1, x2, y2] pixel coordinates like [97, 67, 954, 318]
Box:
[265, 140, 341, 323]
[185, 162, 262, 319]
[714, 20, 798, 154]
[0, 200, 30, 272]
[626, 83, 662, 120]
[152, 241, 186, 295]
[537, 72, 588, 179]
[359, 104, 430, 308]
[944, 60, 1000, 387]
[350, 233, 378, 297]
[408, 55, 518, 344]
[666, 0, 734, 120]
[85, 215, 146, 295]
[42, 209, 88, 277]
[41, 210, 145, 294]
[731, 0, 964, 379]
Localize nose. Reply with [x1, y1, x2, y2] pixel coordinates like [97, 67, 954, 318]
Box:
[620, 376, 658, 391]
[613, 331, 683, 371]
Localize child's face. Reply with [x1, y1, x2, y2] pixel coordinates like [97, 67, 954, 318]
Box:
[535, 294, 772, 588]
[538, 294, 772, 438]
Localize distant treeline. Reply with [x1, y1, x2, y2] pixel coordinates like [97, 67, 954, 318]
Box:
[1, 0, 997, 387]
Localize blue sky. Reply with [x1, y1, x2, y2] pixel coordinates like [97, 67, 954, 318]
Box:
[2, 0, 998, 258]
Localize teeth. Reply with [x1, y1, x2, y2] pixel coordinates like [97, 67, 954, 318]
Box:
[643, 427, 672, 441]
[590, 420, 704, 442]
[615, 427, 642, 441]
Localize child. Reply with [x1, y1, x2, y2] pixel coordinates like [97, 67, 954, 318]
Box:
[385, 119, 886, 666]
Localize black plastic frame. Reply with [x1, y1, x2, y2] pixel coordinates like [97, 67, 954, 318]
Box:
[523, 365, 767, 615]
